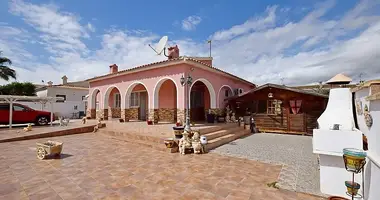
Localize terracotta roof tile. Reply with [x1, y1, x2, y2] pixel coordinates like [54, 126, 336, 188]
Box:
[86, 57, 255, 86]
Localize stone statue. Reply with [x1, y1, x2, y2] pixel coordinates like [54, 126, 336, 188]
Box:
[231, 112, 237, 122]
[225, 105, 231, 123]
[191, 131, 203, 154]
[179, 130, 192, 155]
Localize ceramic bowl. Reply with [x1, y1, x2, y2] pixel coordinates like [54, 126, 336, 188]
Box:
[345, 181, 360, 196]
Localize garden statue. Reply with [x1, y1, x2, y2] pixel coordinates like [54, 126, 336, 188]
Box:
[179, 130, 192, 155]
[231, 112, 237, 122]
[23, 123, 32, 132]
[59, 117, 70, 126]
[225, 105, 231, 123]
[82, 117, 87, 124]
[191, 131, 203, 154]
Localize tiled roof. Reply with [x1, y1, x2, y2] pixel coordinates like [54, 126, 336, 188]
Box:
[227, 83, 328, 101]
[35, 80, 89, 92]
[351, 79, 380, 92]
[86, 57, 255, 86]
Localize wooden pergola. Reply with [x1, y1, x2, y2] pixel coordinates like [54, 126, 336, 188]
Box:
[0, 95, 64, 128]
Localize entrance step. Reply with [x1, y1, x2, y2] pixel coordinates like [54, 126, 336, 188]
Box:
[206, 128, 251, 151]
[96, 130, 177, 153]
[203, 126, 243, 140]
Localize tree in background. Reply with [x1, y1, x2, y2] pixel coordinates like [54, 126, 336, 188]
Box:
[0, 82, 36, 96]
[0, 52, 16, 81]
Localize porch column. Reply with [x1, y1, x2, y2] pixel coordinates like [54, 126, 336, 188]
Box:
[176, 77, 186, 123]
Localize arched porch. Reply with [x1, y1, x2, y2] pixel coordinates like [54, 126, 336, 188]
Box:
[124, 82, 149, 121]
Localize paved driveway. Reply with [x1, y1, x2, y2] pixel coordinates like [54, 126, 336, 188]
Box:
[211, 133, 324, 197]
[0, 133, 325, 200]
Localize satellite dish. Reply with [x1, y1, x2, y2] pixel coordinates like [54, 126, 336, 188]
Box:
[149, 36, 168, 55]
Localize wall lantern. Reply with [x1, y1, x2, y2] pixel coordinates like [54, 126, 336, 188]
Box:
[268, 92, 273, 98]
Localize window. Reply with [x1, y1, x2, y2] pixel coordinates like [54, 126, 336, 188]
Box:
[82, 96, 86, 101]
[257, 99, 282, 115]
[74, 105, 78, 110]
[225, 89, 229, 97]
[130, 92, 139, 107]
[14, 105, 26, 111]
[0, 104, 10, 110]
[267, 100, 277, 115]
[114, 93, 121, 108]
[56, 95, 66, 102]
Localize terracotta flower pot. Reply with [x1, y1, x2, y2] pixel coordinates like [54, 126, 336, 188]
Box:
[328, 196, 349, 200]
[147, 120, 153, 125]
[164, 138, 176, 148]
[345, 181, 360, 196]
[343, 148, 366, 172]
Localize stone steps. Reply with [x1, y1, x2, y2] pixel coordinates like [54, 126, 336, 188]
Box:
[96, 132, 177, 153]
[203, 126, 243, 140]
[206, 129, 251, 150]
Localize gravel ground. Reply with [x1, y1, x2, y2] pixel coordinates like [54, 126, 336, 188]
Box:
[211, 133, 326, 197]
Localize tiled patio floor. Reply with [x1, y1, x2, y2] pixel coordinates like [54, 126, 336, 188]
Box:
[0, 120, 97, 141]
[0, 133, 325, 200]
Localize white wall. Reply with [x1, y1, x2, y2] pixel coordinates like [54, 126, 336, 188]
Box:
[38, 87, 88, 102]
[36, 90, 47, 98]
[18, 101, 85, 119]
[353, 87, 380, 200]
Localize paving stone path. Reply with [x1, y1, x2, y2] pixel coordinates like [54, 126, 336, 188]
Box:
[212, 133, 327, 197]
[0, 133, 325, 200]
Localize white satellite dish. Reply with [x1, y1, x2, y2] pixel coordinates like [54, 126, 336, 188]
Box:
[149, 36, 168, 55]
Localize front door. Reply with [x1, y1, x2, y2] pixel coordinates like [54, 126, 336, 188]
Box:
[139, 92, 147, 121]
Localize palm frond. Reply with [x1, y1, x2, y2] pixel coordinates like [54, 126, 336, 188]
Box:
[0, 66, 17, 81]
[0, 57, 12, 65]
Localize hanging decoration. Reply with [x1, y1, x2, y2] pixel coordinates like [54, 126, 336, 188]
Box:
[289, 100, 302, 114]
[274, 100, 282, 115]
[355, 99, 363, 115]
[363, 104, 373, 128]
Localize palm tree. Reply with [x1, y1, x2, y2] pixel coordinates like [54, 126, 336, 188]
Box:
[0, 52, 16, 81]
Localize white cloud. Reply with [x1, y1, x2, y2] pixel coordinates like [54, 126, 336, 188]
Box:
[211, 5, 277, 41]
[1, 0, 380, 87]
[87, 23, 95, 32]
[181, 15, 202, 31]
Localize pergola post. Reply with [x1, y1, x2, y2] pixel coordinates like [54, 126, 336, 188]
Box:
[50, 101, 54, 126]
[0, 95, 63, 128]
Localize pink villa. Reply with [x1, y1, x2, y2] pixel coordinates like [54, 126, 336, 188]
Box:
[86, 51, 255, 123]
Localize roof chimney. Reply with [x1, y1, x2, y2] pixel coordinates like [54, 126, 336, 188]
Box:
[47, 81, 53, 86]
[62, 75, 68, 85]
[167, 45, 180, 60]
[109, 64, 118, 74]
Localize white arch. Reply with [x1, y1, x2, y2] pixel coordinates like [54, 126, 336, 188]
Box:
[124, 81, 150, 109]
[189, 78, 216, 109]
[153, 77, 179, 109]
[90, 88, 101, 109]
[217, 85, 234, 108]
[103, 85, 122, 109]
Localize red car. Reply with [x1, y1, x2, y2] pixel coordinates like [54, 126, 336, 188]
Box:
[0, 103, 54, 126]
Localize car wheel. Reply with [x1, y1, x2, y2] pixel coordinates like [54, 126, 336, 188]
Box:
[36, 116, 49, 126]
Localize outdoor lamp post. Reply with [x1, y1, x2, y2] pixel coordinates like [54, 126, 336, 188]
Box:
[180, 74, 193, 132]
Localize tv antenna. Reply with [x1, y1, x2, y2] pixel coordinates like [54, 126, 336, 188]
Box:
[149, 36, 168, 56]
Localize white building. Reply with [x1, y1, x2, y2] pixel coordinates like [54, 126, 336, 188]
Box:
[313, 76, 380, 199]
[20, 76, 89, 119]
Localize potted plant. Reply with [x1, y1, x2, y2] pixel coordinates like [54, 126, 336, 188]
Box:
[147, 118, 153, 125]
[164, 138, 176, 148]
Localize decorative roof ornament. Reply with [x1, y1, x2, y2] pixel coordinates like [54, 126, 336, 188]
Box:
[326, 73, 352, 85]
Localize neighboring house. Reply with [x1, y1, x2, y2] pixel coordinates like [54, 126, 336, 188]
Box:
[227, 83, 328, 135]
[86, 54, 256, 123]
[20, 76, 89, 118]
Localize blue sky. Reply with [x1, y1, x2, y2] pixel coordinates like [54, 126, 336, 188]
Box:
[1, 0, 379, 85]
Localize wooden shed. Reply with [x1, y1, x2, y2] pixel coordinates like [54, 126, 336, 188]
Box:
[227, 83, 328, 135]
